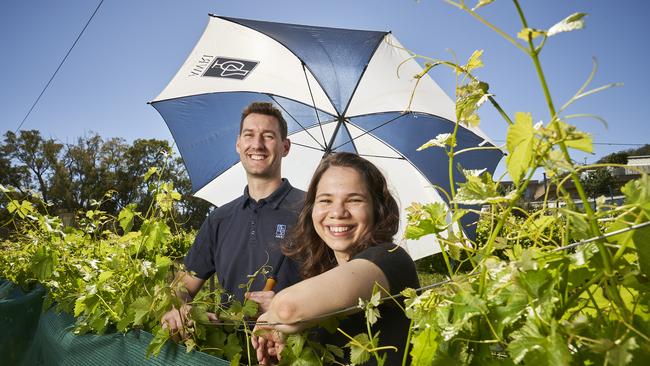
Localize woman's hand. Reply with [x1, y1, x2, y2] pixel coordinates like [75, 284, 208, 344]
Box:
[252, 312, 285, 365]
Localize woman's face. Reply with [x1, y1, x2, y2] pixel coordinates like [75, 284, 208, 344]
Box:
[311, 166, 374, 264]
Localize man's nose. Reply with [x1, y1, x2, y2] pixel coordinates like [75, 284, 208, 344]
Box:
[251, 134, 264, 148]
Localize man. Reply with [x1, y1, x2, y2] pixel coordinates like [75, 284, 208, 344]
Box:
[161, 102, 304, 335]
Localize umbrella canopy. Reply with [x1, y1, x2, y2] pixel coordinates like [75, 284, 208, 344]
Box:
[151, 15, 502, 260]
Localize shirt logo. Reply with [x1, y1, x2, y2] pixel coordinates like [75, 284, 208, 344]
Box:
[275, 224, 287, 239]
[203, 57, 259, 80]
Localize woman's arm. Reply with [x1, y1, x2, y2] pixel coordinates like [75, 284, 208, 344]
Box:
[262, 258, 389, 334]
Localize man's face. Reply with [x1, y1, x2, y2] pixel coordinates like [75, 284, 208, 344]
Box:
[236, 113, 290, 179]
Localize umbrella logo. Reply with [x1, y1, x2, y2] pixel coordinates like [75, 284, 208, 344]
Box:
[203, 57, 259, 80]
[274, 224, 287, 239]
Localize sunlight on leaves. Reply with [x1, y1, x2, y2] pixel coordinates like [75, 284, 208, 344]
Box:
[506, 112, 536, 184]
[548, 12, 587, 37]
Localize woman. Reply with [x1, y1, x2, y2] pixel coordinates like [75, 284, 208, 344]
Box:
[252, 152, 420, 365]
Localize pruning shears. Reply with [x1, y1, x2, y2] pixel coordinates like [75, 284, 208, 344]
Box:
[262, 254, 286, 291]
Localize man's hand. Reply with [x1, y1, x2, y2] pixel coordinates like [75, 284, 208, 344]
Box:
[245, 290, 275, 314]
[161, 304, 192, 341]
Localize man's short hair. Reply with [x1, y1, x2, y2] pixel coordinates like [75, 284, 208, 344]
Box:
[240, 102, 288, 140]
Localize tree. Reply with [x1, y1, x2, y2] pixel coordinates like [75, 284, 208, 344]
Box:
[49, 133, 119, 211]
[0, 130, 211, 238]
[597, 144, 650, 164]
[580, 168, 615, 198]
[0, 141, 30, 194]
[2, 130, 62, 202]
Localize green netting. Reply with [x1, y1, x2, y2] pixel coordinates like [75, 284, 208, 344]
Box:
[1, 280, 230, 366]
[0, 280, 46, 365]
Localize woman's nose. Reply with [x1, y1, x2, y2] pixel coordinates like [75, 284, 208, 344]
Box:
[328, 202, 349, 218]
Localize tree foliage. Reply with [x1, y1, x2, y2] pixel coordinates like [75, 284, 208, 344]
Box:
[597, 144, 650, 164]
[580, 168, 615, 198]
[0, 130, 211, 238]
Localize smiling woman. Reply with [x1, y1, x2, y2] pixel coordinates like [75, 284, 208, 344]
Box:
[251, 152, 420, 365]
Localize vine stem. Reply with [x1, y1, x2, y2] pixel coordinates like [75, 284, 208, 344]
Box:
[515, 0, 614, 265]
[511, 0, 626, 316]
[401, 318, 415, 366]
[414, 57, 514, 125]
[453, 144, 505, 157]
[483, 162, 537, 254]
[445, 0, 529, 54]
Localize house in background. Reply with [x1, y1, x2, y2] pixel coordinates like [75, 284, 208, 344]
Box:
[625, 155, 650, 175]
[498, 155, 650, 205]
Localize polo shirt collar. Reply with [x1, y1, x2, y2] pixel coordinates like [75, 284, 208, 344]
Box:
[242, 178, 293, 209]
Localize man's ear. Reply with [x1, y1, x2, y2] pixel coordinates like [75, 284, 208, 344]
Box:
[282, 138, 291, 157]
[236, 135, 241, 154]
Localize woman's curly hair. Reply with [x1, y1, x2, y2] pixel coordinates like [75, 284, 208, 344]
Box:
[283, 152, 399, 279]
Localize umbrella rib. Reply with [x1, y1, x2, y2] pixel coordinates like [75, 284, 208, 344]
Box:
[356, 153, 406, 160]
[302, 63, 328, 148]
[270, 95, 326, 150]
[331, 112, 408, 151]
[291, 141, 326, 152]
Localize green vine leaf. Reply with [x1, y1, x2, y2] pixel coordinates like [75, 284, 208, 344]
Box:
[326, 344, 345, 359]
[146, 326, 170, 357]
[548, 12, 587, 37]
[555, 121, 594, 153]
[506, 112, 535, 184]
[118, 204, 137, 233]
[456, 81, 489, 127]
[31, 246, 56, 281]
[454, 170, 514, 204]
[223, 333, 243, 360]
[606, 337, 639, 365]
[228, 353, 241, 366]
[631, 225, 650, 278]
[410, 326, 438, 364]
[348, 333, 371, 365]
[74, 297, 86, 317]
[155, 182, 181, 212]
[7, 200, 35, 219]
[405, 202, 449, 239]
[287, 333, 306, 356]
[417, 133, 455, 151]
[143, 166, 158, 182]
[452, 290, 487, 326]
[360, 290, 382, 326]
[465, 49, 484, 73]
[130, 296, 152, 326]
[517, 28, 546, 41]
[621, 174, 650, 212]
[508, 320, 569, 365]
[242, 299, 259, 318]
[472, 0, 494, 11]
[140, 220, 171, 252]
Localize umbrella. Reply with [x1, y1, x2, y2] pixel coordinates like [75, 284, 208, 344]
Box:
[150, 15, 502, 260]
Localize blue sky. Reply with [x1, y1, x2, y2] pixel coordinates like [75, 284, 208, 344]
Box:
[1, 0, 648, 178]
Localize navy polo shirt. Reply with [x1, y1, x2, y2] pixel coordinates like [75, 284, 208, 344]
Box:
[184, 179, 304, 302]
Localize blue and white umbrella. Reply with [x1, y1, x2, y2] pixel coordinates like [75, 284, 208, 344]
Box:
[150, 15, 502, 259]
